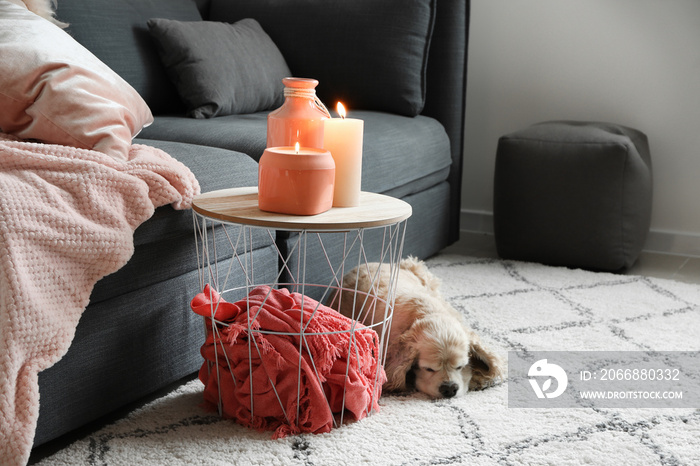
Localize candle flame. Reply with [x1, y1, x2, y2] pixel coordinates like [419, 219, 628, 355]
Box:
[337, 102, 346, 119]
[294, 142, 300, 154]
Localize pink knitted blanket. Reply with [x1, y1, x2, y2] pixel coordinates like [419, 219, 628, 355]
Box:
[0, 133, 200, 465]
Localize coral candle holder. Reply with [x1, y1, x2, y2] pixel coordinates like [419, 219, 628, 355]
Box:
[258, 145, 335, 216]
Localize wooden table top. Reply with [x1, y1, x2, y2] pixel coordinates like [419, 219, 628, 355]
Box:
[192, 187, 412, 231]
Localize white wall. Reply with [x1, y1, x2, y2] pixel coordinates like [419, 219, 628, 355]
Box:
[463, 0, 700, 255]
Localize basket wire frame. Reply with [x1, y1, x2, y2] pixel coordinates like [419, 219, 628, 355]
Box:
[192, 211, 408, 430]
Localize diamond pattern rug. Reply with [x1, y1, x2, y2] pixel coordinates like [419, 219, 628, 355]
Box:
[35, 254, 700, 465]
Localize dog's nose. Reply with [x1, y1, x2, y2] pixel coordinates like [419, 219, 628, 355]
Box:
[439, 382, 459, 398]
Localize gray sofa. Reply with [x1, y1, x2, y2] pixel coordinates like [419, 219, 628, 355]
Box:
[34, 0, 469, 448]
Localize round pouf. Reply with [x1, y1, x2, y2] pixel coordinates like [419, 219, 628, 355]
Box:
[493, 121, 652, 271]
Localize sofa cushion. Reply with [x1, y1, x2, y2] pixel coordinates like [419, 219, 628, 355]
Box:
[90, 138, 273, 304]
[208, 0, 435, 117]
[131, 139, 264, 246]
[139, 112, 269, 159]
[147, 18, 290, 118]
[139, 111, 452, 198]
[55, 0, 203, 114]
[0, 1, 153, 160]
[357, 111, 451, 198]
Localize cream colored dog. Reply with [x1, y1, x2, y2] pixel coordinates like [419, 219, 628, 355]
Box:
[330, 257, 503, 399]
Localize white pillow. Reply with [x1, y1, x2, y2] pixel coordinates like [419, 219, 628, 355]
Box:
[0, 0, 153, 160]
[6, 0, 67, 27]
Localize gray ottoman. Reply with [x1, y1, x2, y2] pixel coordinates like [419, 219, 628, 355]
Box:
[493, 121, 652, 271]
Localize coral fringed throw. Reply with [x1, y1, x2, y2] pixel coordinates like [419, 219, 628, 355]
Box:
[191, 285, 386, 438]
[0, 133, 200, 466]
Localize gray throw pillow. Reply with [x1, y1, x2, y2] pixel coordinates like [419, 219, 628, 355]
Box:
[147, 18, 291, 118]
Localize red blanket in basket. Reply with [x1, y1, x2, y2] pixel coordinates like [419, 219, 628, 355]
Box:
[190, 285, 386, 438]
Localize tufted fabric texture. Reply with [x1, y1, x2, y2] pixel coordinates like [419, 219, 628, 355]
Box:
[0, 133, 199, 465]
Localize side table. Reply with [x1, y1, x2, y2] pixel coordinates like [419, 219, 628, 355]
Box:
[191, 186, 411, 434]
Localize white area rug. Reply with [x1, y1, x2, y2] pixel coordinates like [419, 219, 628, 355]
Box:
[36, 255, 700, 465]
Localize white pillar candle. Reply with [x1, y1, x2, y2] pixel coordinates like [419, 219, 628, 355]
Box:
[323, 102, 364, 207]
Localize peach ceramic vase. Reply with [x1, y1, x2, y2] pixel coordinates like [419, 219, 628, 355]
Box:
[258, 145, 335, 216]
[266, 77, 330, 149]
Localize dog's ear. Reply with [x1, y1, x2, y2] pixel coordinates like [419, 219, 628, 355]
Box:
[468, 338, 504, 391]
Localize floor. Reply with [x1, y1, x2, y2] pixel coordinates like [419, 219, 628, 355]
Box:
[443, 232, 700, 285]
[28, 232, 700, 463]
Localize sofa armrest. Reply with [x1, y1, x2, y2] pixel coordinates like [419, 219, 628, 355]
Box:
[423, 0, 469, 243]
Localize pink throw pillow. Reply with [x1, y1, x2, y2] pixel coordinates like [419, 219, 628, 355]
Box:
[0, 1, 153, 160]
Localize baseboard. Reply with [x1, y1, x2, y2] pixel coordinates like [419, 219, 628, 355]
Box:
[460, 210, 495, 235]
[643, 230, 700, 258]
[460, 210, 700, 258]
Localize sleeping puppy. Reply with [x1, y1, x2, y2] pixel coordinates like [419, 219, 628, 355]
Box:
[329, 257, 503, 398]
